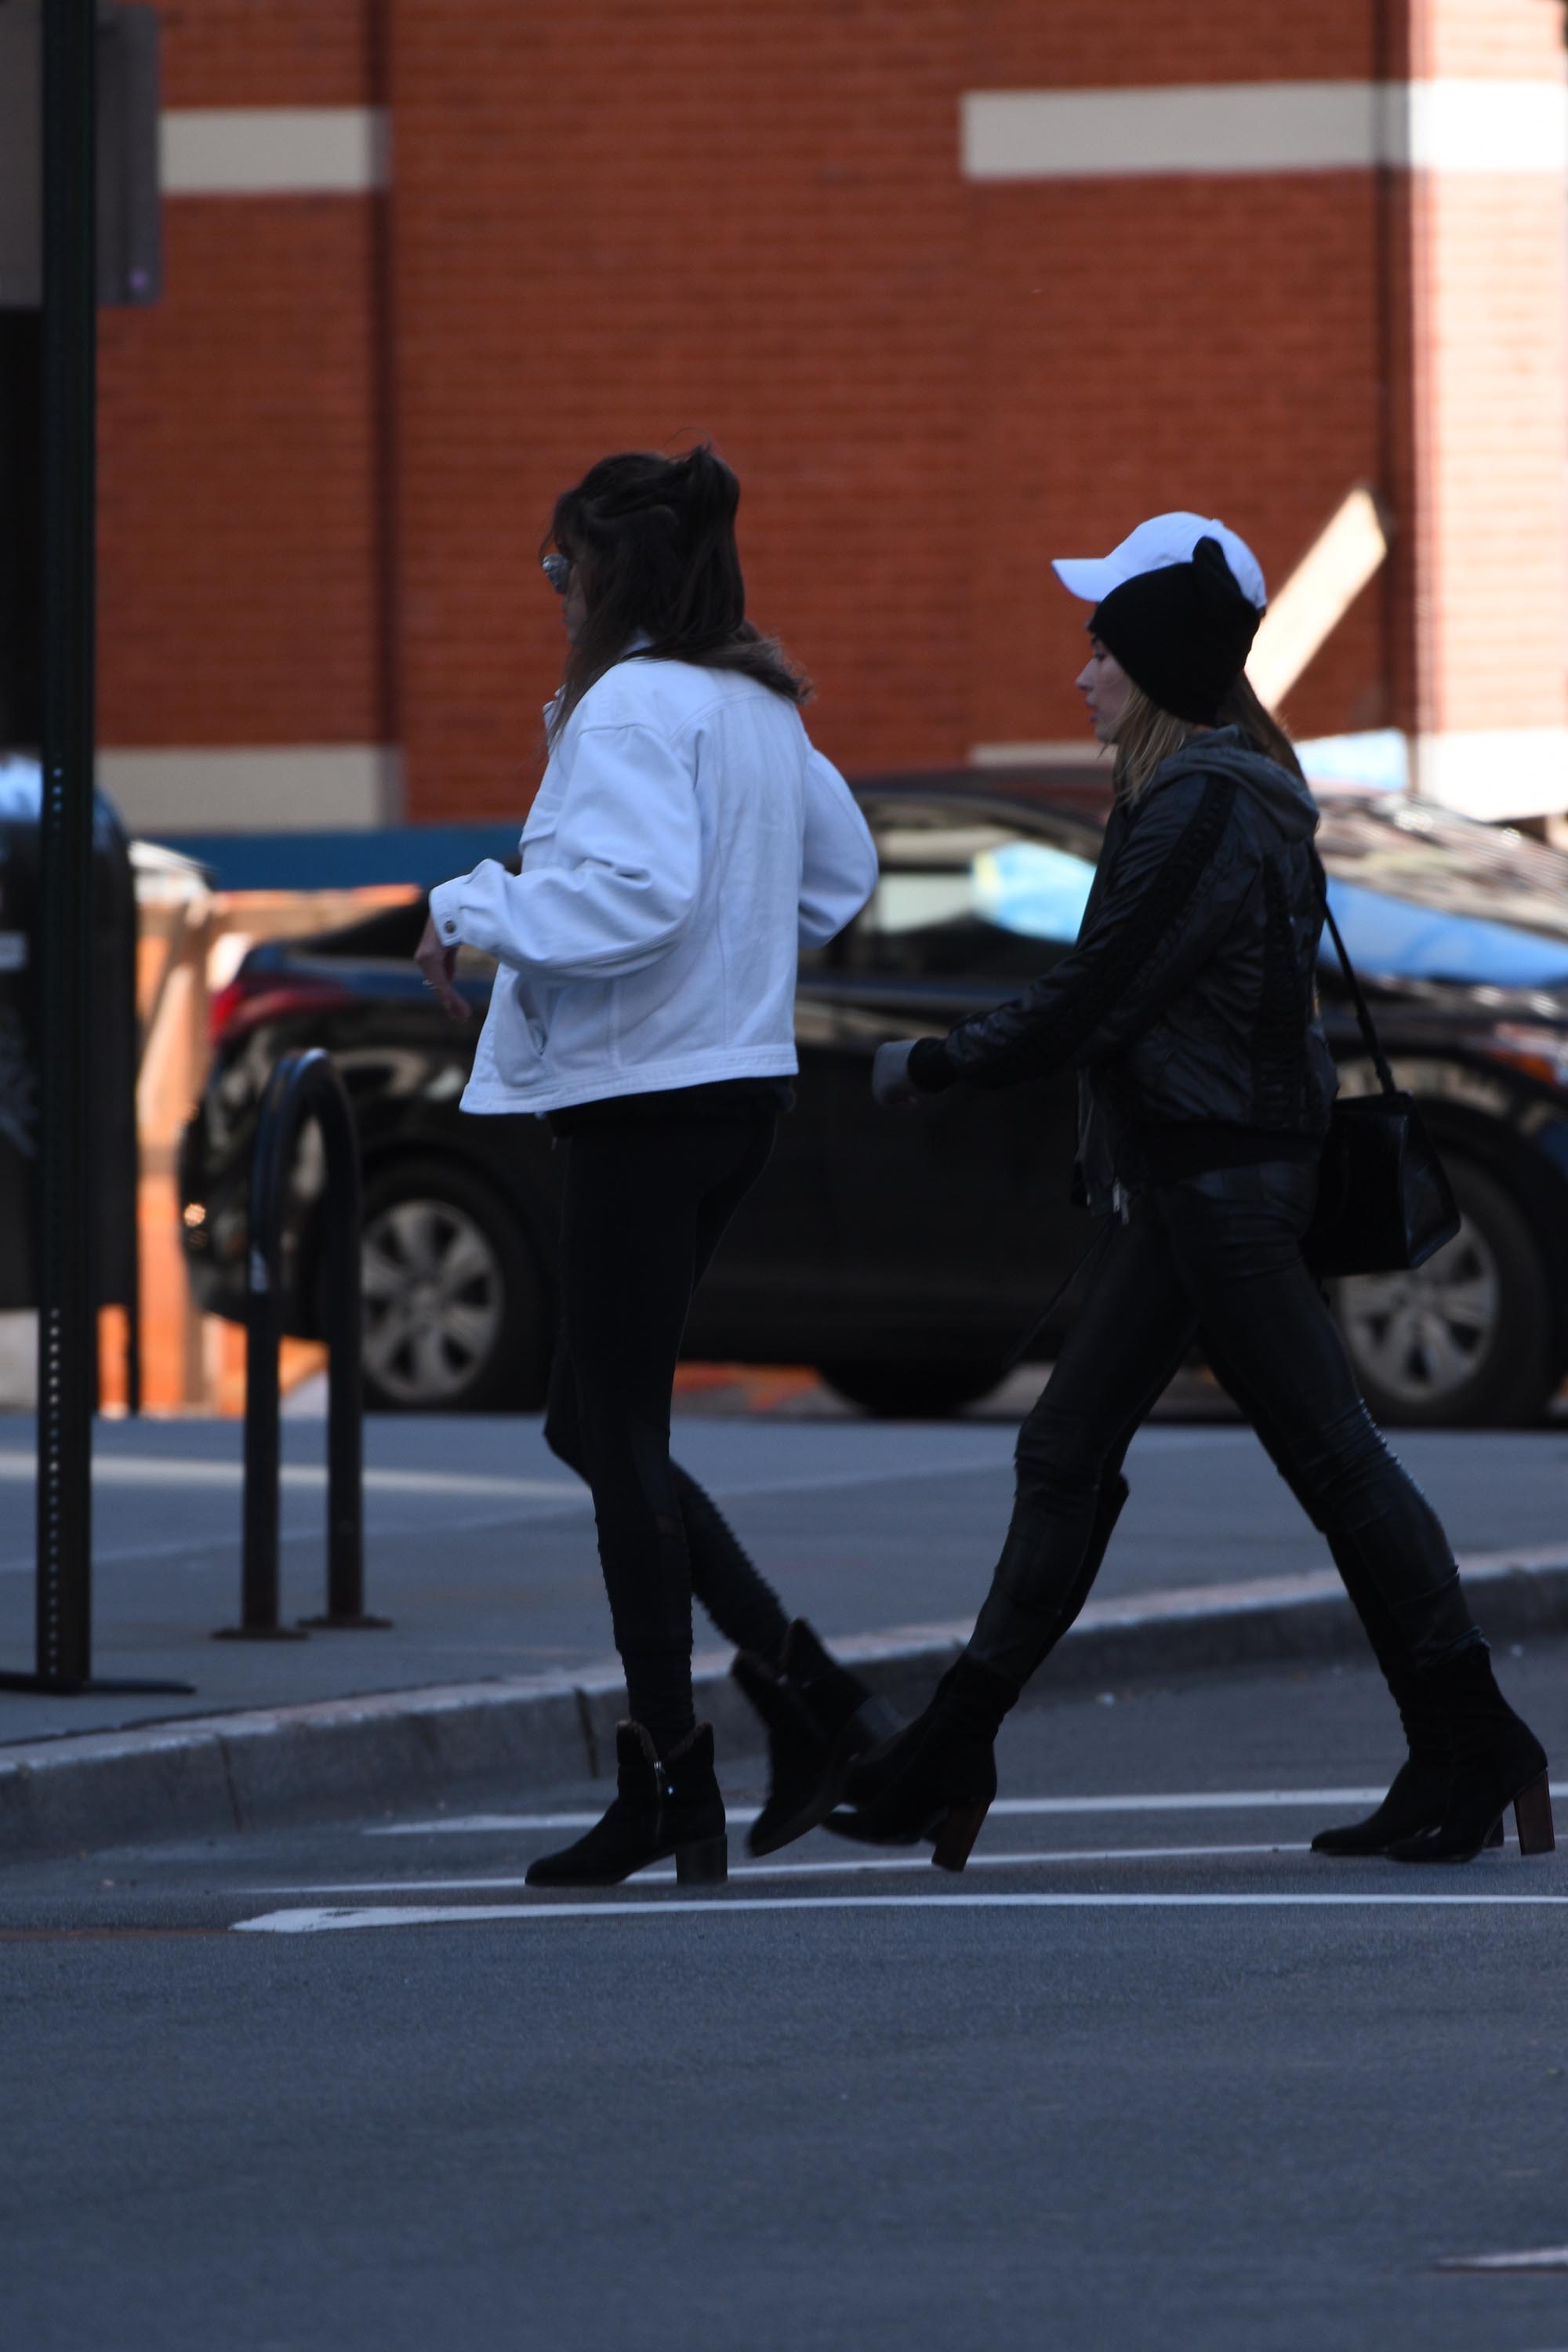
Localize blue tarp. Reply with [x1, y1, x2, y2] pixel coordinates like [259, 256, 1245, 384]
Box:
[146, 822, 522, 893]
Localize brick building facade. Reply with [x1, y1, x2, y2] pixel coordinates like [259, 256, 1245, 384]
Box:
[85, 0, 1568, 830]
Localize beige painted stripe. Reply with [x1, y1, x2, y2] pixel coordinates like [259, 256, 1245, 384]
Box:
[968, 742, 1103, 770]
[1411, 727, 1568, 822]
[963, 79, 1567, 180]
[161, 107, 390, 196]
[1247, 488, 1389, 710]
[97, 746, 403, 833]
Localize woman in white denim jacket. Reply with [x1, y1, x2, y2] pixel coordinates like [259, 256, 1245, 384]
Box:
[416, 446, 890, 1888]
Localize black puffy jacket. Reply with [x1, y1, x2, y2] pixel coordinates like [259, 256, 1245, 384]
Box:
[916, 730, 1338, 1203]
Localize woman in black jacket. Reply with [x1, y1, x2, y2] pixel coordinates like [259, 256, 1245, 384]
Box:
[836, 532, 1551, 1871]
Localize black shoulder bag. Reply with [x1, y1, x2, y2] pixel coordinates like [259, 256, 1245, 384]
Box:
[1303, 888, 1460, 1278]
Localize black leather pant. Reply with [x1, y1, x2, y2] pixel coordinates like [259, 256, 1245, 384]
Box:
[968, 1161, 1479, 1690]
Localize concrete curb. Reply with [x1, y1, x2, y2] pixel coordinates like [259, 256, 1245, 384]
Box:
[2, 1546, 1566, 1863]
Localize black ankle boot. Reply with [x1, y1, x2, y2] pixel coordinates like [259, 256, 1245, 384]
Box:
[1312, 1751, 1498, 1857]
[1386, 1645, 1553, 1865]
[525, 1721, 728, 1888]
[826, 1654, 1013, 1872]
[1310, 1660, 1499, 1855]
[732, 1620, 900, 1858]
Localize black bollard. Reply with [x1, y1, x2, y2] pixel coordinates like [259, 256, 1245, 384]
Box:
[216, 1048, 389, 1640]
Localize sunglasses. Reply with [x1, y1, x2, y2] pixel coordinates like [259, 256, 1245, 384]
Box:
[541, 553, 572, 596]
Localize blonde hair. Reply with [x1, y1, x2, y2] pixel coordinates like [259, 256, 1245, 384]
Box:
[1112, 684, 1200, 803]
[1112, 672, 1306, 804]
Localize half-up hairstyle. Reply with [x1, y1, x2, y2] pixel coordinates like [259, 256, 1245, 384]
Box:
[545, 445, 809, 742]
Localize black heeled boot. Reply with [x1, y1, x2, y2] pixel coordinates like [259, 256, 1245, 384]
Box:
[732, 1619, 901, 1857]
[826, 1653, 1014, 1872]
[1386, 1645, 1553, 1865]
[525, 1721, 728, 1888]
[1312, 1749, 1500, 1856]
[1311, 1663, 1498, 1856]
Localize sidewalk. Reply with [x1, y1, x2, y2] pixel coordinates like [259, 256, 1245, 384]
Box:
[0, 1402, 1565, 1855]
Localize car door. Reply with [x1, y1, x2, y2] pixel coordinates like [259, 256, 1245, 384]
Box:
[802, 792, 1102, 1362]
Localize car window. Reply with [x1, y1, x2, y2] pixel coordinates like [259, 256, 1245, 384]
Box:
[840, 799, 1100, 981]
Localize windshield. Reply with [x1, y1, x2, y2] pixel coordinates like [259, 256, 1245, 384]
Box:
[1318, 797, 1568, 987]
[843, 787, 1568, 997]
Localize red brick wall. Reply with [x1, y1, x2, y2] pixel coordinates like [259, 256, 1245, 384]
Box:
[99, 201, 385, 746]
[1421, 0, 1563, 76]
[154, 0, 372, 107]
[1413, 171, 1568, 742]
[971, 0, 1377, 85]
[387, 0, 976, 816]
[385, 0, 1406, 815]
[969, 170, 1389, 751]
[92, 0, 1568, 821]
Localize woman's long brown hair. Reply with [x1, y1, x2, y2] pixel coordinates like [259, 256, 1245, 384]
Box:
[545, 445, 809, 746]
[1113, 670, 1306, 801]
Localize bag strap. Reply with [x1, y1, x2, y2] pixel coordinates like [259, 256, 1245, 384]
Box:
[1316, 858, 1397, 1098]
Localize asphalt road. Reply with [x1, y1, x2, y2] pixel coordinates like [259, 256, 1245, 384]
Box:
[4, 1641, 1567, 2350]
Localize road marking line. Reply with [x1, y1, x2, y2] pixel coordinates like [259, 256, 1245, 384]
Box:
[372, 1787, 1568, 1837]
[242, 1842, 1311, 1894]
[0, 1452, 582, 1501]
[234, 1891, 1568, 1934]
[1436, 2245, 1568, 2272]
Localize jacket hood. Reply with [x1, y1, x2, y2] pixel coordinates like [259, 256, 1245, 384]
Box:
[1149, 727, 1319, 843]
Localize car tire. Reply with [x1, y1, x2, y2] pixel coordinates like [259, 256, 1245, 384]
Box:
[358, 1157, 548, 1412]
[816, 1359, 1007, 1419]
[1330, 1156, 1556, 1428]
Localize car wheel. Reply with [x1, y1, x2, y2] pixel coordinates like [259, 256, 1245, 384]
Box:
[1330, 1157, 1555, 1428]
[358, 1158, 547, 1412]
[816, 1359, 1007, 1418]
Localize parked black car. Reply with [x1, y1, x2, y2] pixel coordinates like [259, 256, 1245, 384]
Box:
[179, 770, 1568, 1426]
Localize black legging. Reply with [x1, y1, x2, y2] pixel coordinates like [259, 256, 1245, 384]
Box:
[967, 1160, 1478, 1690]
[543, 1109, 792, 1749]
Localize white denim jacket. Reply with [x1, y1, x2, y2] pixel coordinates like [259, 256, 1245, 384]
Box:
[427, 658, 878, 1116]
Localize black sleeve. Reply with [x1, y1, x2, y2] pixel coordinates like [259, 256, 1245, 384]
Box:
[908, 1037, 959, 1091]
[938, 773, 1243, 1091]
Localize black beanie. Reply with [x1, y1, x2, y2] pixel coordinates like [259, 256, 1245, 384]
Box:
[1088, 536, 1261, 724]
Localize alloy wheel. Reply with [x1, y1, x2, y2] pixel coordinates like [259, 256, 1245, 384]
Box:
[1334, 1214, 1501, 1411]
[361, 1196, 506, 1406]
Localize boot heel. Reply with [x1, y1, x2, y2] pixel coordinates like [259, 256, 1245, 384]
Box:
[1513, 1776, 1555, 1857]
[676, 1835, 728, 1886]
[931, 1801, 990, 1875]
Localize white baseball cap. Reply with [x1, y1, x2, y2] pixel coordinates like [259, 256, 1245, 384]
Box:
[1052, 513, 1267, 611]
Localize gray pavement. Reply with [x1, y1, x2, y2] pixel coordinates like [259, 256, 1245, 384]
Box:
[2, 1404, 1567, 1743]
[2, 1642, 1566, 2350]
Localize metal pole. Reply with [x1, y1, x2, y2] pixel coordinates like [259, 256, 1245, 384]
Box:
[223, 1051, 385, 1637]
[217, 1060, 303, 1639]
[0, 5, 183, 1697]
[34, 0, 98, 1687]
[238, 1198, 285, 1632]
[303, 1068, 384, 1628]
[323, 1122, 365, 1621]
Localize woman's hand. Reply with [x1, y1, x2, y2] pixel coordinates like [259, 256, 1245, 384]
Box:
[414, 914, 471, 1022]
[871, 1040, 926, 1108]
